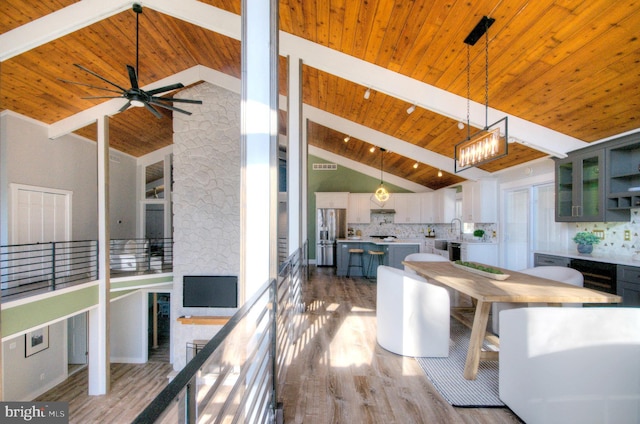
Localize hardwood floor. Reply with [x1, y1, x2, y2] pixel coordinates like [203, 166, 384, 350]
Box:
[281, 267, 521, 423]
[35, 314, 172, 424]
[36, 268, 520, 423]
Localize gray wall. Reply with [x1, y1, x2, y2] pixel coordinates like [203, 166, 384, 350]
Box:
[2, 320, 66, 400]
[0, 112, 137, 242]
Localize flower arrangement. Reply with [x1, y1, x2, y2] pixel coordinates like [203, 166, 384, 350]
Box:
[572, 231, 600, 245]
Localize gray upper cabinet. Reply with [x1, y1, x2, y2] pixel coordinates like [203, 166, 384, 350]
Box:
[606, 135, 640, 216]
[555, 150, 605, 222]
[555, 133, 640, 222]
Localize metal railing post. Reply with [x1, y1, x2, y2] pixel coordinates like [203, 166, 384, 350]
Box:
[51, 242, 56, 291]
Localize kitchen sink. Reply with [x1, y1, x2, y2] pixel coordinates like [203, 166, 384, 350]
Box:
[434, 239, 448, 251]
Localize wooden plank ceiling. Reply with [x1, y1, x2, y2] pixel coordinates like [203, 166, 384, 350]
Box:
[1, 0, 639, 190]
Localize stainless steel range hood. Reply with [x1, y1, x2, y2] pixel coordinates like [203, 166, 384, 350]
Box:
[370, 209, 396, 214]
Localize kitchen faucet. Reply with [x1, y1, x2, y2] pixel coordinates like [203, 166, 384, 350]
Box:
[450, 218, 462, 240]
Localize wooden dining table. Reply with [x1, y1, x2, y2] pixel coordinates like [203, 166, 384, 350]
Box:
[402, 261, 622, 380]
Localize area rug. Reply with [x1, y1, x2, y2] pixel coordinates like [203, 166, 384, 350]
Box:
[415, 320, 504, 407]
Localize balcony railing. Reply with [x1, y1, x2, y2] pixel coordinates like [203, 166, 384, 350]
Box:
[134, 243, 307, 424]
[0, 238, 173, 302]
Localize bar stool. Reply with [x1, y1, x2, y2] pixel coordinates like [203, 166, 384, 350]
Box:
[367, 250, 385, 279]
[346, 248, 365, 278]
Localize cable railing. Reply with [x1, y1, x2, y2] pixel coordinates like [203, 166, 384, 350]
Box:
[134, 243, 307, 424]
[0, 238, 173, 302]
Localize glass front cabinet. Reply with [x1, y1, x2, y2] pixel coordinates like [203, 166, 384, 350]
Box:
[555, 150, 604, 222]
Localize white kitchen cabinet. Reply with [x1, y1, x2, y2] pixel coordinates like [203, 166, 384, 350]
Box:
[347, 193, 372, 223]
[435, 189, 456, 223]
[315, 192, 349, 209]
[393, 193, 421, 223]
[423, 238, 435, 253]
[461, 243, 498, 266]
[420, 192, 435, 222]
[461, 179, 497, 223]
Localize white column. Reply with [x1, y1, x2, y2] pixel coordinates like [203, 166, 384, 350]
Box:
[287, 56, 302, 255]
[240, 0, 279, 300]
[89, 115, 110, 395]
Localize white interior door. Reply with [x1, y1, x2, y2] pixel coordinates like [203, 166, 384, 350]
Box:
[503, 188, 530, 271]
[11, 184, 71, 244]
[68, 313, 88, 365]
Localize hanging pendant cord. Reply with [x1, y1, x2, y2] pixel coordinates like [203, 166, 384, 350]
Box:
[380, 149, 384, 184]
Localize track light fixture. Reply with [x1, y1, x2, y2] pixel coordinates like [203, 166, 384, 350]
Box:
[364, 88, 371, 99]
[437, 169, 443, 177]
[369, 146, 376, 153]
[413, 162, 419, 169]
[344, 135, 350, 142]
[406, 104, 416, 114]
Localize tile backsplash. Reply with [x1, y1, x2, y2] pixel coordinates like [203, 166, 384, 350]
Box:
[569, 208, 640, 257]
[350, 213, 497, 242]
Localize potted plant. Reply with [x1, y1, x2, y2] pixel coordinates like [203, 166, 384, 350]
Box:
[473, 229, 485, 240]
[572, 231, 600, 254]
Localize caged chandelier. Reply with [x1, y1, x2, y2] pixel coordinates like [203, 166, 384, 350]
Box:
[455, 15, 508, 173]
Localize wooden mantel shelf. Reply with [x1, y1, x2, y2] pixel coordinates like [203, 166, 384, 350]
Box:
[177, 316, 231, 325]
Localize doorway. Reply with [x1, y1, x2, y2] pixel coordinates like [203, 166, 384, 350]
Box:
[67, 312, 88, 375]
[502, 182, 567, 270]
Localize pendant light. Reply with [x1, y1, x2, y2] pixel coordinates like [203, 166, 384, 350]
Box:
[454, 16, 508, 173]
[374, 148, 390, 203]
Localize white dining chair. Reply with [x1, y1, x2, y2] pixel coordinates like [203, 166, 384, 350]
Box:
[492, 266, 583, 335]
[404, 253, 461, 306]
[376, 265, 450, 357]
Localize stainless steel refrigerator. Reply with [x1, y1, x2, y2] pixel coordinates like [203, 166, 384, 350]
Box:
[316, 208, 347, 266]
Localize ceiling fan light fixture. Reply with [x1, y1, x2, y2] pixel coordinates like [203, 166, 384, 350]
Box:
[131, 99, 145, 107]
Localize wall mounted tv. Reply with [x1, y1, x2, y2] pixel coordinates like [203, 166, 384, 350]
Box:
[183, 275, 238, 308]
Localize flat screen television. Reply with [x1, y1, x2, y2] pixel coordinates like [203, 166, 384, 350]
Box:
[183, 275, 238, 308]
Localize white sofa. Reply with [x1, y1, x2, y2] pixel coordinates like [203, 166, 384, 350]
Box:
[376, 265, 450, 357]
[499, 307, 640, 424]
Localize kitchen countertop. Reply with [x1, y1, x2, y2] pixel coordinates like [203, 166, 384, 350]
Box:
[535, 249, 640, 267]
[338, 238, 422, 246]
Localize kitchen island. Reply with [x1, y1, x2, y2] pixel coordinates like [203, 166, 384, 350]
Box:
[336, 238, 421, 278]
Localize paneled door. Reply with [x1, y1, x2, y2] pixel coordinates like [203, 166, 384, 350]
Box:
[11, 184, 72, 244]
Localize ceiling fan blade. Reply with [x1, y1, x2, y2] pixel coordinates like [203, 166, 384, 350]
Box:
[81, 96, 125, 100]
[74, 64, 128, 92]
[151, 96, 203, 104]
[149, 100, 193, 115]
[144, 103, 163, 119]
[119, 101, 132, 113]
[126, 65, 139, 90]
[58, 78, 124, 95]
[146, 83, 185, 96]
